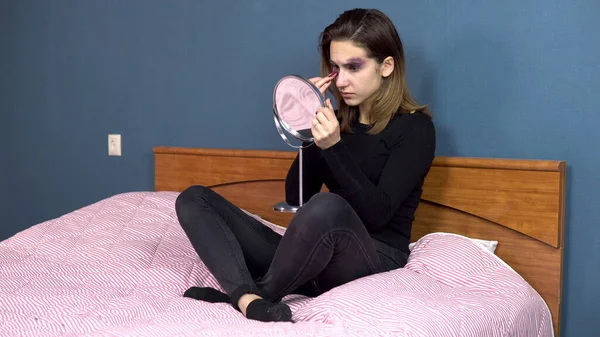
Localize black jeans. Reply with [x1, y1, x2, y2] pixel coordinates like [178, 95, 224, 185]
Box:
[175, 185, 408, 308]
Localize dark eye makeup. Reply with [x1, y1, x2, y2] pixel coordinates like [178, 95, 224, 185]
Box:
[329, 57, 365, 72]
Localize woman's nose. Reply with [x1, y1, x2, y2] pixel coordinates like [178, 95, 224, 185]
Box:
[336, 70, 348, 87]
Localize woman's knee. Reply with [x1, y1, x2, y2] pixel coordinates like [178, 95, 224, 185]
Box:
[307, 192, 349, 210]
[176, 185, 211, 206]
[175, 185, 214, 221]
[294, 193, 354, 230]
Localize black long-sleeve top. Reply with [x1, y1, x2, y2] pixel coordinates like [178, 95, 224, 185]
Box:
[285, 110, 436, 254]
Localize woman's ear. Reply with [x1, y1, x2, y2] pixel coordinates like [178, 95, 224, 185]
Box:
[381, 56, 394, 78]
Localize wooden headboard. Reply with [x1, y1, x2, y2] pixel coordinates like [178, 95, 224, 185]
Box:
[153, 146, 565, 336]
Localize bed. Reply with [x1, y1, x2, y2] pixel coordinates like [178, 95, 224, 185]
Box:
[0, 146, 565, 337]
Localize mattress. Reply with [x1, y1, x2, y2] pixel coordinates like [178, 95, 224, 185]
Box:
[0, 191, 553, 336]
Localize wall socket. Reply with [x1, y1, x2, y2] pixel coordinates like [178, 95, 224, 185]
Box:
[108, 134, 122, 156]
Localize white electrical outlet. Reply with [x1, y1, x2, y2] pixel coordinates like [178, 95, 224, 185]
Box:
[108, 134, 122, 156]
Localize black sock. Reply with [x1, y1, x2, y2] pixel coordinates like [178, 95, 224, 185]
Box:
[245, 299, 293, 322]
[183, 287, 230, 303]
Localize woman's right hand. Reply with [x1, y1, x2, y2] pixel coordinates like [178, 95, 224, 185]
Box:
[309, 73, 336, 97]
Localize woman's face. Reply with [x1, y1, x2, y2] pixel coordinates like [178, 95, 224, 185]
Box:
[329, 40, 388, 110]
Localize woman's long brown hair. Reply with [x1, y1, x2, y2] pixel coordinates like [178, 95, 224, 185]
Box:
[319, 8, 431, 134]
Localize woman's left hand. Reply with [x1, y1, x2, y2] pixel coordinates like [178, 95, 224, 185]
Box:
[312, 98, 341, 150]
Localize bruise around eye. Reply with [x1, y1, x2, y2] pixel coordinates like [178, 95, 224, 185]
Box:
[329, 61, 364, 73]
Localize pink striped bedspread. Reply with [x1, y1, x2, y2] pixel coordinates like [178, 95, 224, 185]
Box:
[0, 192, 553, 336]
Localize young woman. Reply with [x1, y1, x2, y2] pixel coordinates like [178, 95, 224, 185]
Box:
[175, 8, 436, 323]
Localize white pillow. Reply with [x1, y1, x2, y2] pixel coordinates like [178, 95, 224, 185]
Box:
[409, 235, 498, 254]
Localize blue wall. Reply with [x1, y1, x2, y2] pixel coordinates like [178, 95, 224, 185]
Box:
[1, 0, 598, 335]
